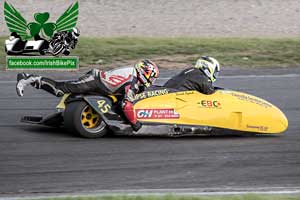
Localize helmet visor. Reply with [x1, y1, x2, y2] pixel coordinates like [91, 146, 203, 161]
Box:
[213, 70, 219, 80]
[149, 76, 156, 84]
[137, 71, 151, 87]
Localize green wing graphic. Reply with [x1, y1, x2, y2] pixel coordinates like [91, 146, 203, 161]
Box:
[56, 1, 79, 32]
[4, 1, 30, 39]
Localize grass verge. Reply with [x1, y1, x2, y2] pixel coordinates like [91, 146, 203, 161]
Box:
[1, 37, 300, 69]
[34, 194, 300, 200]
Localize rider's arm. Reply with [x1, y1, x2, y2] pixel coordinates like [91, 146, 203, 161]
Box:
[198, 78, 215, 95]
[122, 79, 142, 130]
[182, 69, 215, 94]
[124, 82, 139, 102]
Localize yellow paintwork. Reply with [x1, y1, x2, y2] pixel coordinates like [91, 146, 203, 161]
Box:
[109, 95, 118, 103]
[56, 94, 70, 110]
[56, 94, 117, 110]
[134, 90, 288, 134]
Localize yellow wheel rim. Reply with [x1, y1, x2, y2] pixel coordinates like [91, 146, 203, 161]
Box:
[81, 105, 101, 129]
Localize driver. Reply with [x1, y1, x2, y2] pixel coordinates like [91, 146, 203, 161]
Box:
[16, 59, 159, 131]
[164, 56, 220, 94]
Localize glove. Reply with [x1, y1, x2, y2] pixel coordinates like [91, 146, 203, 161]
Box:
[131, 121, 142, 132]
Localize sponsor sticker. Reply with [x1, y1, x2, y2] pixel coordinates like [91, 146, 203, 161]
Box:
[136, 108, 180, 119]
[230, 92, 272, 108]
[134, 89, 169, 101]
[247, 124, 268, 131]
[198, 100, 221, 109]
[176, 91, 194, 96]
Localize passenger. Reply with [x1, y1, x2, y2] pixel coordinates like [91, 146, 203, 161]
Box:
[164, 56, 220, 94]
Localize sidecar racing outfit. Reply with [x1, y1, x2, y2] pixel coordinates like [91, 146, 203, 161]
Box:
[16, 60, 159, 131]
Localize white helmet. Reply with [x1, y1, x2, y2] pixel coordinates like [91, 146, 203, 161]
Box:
[71, 27, 80, 39]
[195, 56, 220, 82]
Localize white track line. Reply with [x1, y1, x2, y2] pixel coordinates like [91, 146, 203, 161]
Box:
[1, 74, 300, 84]
[160, 74, 300, 80]
[1, 187, 300, 200]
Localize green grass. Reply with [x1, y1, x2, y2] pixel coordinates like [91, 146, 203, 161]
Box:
[1, 37, 300, 69]
[34, 194, 300, 200]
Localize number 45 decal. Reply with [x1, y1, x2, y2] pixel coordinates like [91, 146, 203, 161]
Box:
[97, 100, 111, 113]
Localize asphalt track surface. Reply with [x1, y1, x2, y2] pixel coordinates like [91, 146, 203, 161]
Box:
[0, 67, 300, 197]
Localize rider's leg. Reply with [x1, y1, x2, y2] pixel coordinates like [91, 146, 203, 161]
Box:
[16, 72, 105, 97]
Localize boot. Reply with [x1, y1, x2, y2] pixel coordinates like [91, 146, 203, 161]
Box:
[16, 73, 41, 97]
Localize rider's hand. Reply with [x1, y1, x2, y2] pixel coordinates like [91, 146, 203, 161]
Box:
[131, 121, 142, 132]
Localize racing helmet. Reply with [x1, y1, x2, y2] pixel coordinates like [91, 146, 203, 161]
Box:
[195, 56, 220, 82]
[135, 59, 159, 87]
[71, 27, 80, 39]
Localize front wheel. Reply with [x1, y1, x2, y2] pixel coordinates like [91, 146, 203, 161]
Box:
[64, 101, 108, 138]
[63, 50, 70, 56]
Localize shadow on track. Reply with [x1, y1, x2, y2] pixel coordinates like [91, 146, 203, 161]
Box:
[17, 125, 282, 140]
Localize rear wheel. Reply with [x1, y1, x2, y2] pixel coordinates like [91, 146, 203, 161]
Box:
[64, 101, 107, 138]
[39, 49, 46, 55]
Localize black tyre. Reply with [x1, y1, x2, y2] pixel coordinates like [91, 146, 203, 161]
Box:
[63, 50, 70, 56]
[39, 49, 46, 55]
[64, 101, 108, 138]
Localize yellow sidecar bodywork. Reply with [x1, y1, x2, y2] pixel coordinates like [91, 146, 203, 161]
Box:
[134, 90, 288, 134]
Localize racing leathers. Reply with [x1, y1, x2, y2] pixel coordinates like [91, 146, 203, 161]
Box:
[17, 66, 144, 131]
[163, 67, 215, 94]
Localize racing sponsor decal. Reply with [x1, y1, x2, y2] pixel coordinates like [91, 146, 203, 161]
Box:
[101, 72, 132, 87]
[198, 100, 222, 109]
[136, 108, 180, 119]
[176, 91, 194, 96]
[97, 99, 111, 113]
[247, 124, 269, 131]
[134, 89, 169, 101]
[230, 92, 272, 108]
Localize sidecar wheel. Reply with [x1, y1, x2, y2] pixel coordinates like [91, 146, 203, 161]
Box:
[64, 101, 108, 138]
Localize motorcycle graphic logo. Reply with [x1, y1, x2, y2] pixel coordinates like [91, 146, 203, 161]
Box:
[4, 1, 79, 56]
